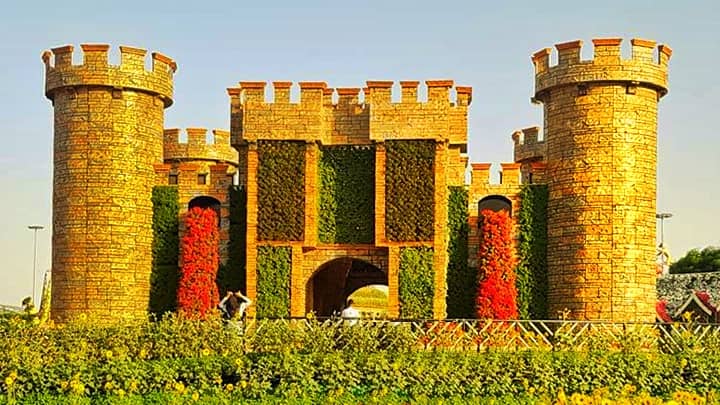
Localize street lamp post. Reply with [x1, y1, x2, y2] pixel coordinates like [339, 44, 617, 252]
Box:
[28, 225, 44, 304]
[655, 213, 673, 246]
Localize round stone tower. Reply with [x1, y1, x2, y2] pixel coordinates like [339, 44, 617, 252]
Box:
[42, 44, 176, 322]
[532, 38, 671, 321]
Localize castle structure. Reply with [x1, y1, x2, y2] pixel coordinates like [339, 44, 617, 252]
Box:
[42, 37, 670, 323]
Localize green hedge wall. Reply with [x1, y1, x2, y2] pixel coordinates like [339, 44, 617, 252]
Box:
[445, 186, 473, 319]
[217, 186, 247, 295]
[385, 141, 435, 241]
[256, 246, 291, 318]
[318, 145, 375, 244]
[399, 247, 434, 319]
[516, 184, 549, 320]
[257, 141, 306, 241]
[149, 186, 179, 315]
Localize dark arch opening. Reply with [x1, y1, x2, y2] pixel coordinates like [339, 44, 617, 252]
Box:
[478, 195, 512, 217]
[306, 258, 387, 317]
[188, 196, 221, 225]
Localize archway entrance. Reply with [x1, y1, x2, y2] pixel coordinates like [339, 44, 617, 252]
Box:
[188, 196, 221, 225]
[478, 195, 512, 216]
[306, 258, 387, 317]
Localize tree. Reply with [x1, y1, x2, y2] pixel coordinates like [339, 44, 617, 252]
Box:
[476, 209, 518, 319]
[670, 246, 720, 274]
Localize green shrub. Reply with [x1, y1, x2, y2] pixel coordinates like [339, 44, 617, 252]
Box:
[256, 246, 291, 318]
[399, 247, 434, 319]
[385, 140, 435, 241]
[446, 186, 473, 319]
[2, 317, 720, 400]
[150, 186, 179, 315]
[318, 145, 375, 244]
[217, 185, 247, 294]
[516, 185, 548, 319]
[257, 141, 306, 241]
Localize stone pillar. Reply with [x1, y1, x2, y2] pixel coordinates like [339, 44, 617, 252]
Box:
[432, 141, 449, 319]
[387, 246, 400, 318]
[244, 142, 259, 316]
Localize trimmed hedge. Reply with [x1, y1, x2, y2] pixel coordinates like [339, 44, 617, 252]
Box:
[445, 186, 473, 319]
[399, 247, 434, 319]
[318, 145, 375, 244]
[257, 141, 306, 241]
[256, 246, 291, 318]
[385, 140, 435, 241]
[217, 186, 246, 295]
[516, 185, 549, 320]
[150, 186, 179, 315]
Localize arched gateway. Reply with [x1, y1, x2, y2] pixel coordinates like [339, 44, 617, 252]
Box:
[306, 258, 387, 317]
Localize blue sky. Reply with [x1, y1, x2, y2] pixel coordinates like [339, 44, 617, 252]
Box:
[1, 0, 718, 305]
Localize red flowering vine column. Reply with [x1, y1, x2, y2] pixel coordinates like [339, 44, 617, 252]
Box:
[476, 209, 518, 319]
[177, 207, 220, 318]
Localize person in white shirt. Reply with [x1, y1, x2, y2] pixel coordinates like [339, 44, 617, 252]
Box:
[340, 299, 360, 325]
[218, 290, 252, 321]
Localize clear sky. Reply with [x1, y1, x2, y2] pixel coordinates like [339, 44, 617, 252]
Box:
[1, 0, 718, 306]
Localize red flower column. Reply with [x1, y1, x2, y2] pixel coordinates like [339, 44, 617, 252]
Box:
[177, 207, 220, 317]
[476, 209, 518, 319]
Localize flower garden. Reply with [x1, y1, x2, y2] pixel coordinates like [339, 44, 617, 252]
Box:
[1, 313, 720, 404]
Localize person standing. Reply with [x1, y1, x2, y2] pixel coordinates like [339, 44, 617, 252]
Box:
[340, 299, 360, 325]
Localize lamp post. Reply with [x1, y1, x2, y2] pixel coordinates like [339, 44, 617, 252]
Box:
[655, 213, 673, 247]
[28, 225, 44, 304]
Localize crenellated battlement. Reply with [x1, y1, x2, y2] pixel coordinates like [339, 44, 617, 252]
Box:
[228, 80, 471, 106]
[532, 38, 671, 101]
[42, 44, 175, 106]
[163, 128, 239, 165]
[228, 80, 471, 146]
[512, 126, 546, 164]
[470, 163, 522, 189]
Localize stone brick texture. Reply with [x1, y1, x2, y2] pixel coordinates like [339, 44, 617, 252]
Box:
[45, 37, 671, 323]
[230, 80, 471, 319]
[533, 38, 670, 322]
[156, 128, 239, 263]
[43, 44, 175, 322]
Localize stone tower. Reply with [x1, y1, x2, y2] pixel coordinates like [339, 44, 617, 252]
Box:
[532, 38, 671, 321]
[156, 128, 239, 262]
[42, 44, 175, 322]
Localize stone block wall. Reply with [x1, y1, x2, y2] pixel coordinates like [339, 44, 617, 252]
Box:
[156, 128, 239, 263]
[467, 163, 524, 272]
[43, 44, 175, 322]
[512, 126, 546, 184]
[532, 38, 671, 321]
[230, 80, 471, 319]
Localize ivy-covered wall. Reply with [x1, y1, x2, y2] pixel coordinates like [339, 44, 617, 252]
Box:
[516, 184, 548, 320]
[149, 186, 179, 315]
[256, 246, 291, 318]
[399, 247, 434, 319]
[217, 185, 246, 295]
[257, 141, 306, 241]
[385, 140, 435, 242]
[445, 186, 473, 319]
[318, 145, 375, 244]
